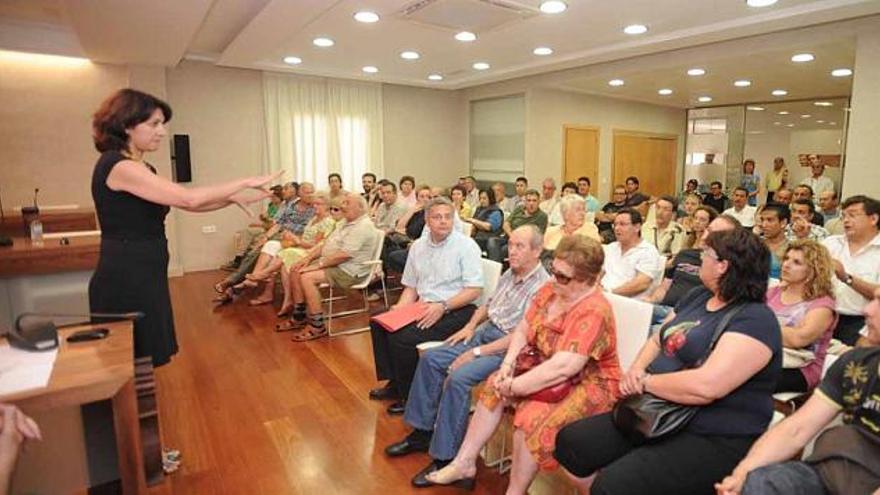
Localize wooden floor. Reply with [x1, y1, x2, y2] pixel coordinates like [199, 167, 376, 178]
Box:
[147, 270, 519, 494]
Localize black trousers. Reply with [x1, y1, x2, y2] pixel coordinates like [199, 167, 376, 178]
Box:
[554, 412, 756, 495]
[775, 368, 809, 393]
[370, 305, 476, 399]
[834, 314, 865, 346]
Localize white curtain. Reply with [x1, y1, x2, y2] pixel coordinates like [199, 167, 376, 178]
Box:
[263, 73, 383, 191]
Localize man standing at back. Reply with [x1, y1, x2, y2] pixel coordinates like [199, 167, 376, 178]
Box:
[800, 155, 835, 197]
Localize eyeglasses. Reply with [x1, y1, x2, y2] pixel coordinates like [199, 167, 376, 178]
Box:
[330, 207, 341, 212]
[700, 250, 722, 262]
[549, 266, 575, 285]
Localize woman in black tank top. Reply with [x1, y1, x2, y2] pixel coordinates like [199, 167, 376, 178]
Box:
[89, 89, 281, 366]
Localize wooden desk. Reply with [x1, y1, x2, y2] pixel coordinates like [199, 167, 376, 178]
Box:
[0, 235, 100, 277]
[0, 208, 97, 237]
[0, 321, 147, 494]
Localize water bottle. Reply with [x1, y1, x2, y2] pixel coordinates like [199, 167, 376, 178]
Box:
[29, 219, 43, 241]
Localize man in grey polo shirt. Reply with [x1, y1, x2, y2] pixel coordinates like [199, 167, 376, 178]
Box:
[282, 194, 378, 341]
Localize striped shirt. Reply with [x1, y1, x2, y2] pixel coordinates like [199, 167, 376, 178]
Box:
[402, 229, 483, 302]
[274, 199, 315, 235]
[486, 263, 551, 333]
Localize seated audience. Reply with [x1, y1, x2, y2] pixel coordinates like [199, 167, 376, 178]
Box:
[450, 185, 474, 220]
[787, 199, 829, 241]
[555, 228, 781, 495]
[385, 226, 549, 486]
[643, 195, 686, 261]
[769, 240, 836, 394]
[624, 176, 650, 216]
[493, 182, 516, 214]
[486, 189, 548, 264]
[0, 404, 42, 495]
[362, 172, 381, 214]
[543, 195, 600, 255]
[374, 181, 408, 234]
[601, 208, 662, 298]
[548, 181, 579, 226]
[819, 190, 842, 235]
[596, 185, 629, 243]
[822, 195, 880, 345]
[399, 175, 417, 209]
[740, 159, 761, 207]
[424, 235, 621, 493]
[682, 204, 718, 250]
[538, 178, 558, 215]
[369, 197, 483, 412]
[577, 176, 600, 213]
[716, 287, 880, 495]
[677, 180, 699, 218]
[512, 176, 529, 212]
[703, 181, 729, 214]
[384, 185, 432, 273]
[276, 194, 378, 340]
[773, 187, 792, 206]
[328, 172, 345, 200]
[221, 184, 285, 271]
[465, 188, 504, 248]
[792, 184, 825, 227]
[678, 192, 703, 232]
[462, 175, 480, 208]
[758, 203, 790, 280]
[723, 187, 758, 228]
[800, 156, 836, 197]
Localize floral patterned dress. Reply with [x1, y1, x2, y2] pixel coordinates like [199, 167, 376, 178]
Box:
[480, 284, 622, 470]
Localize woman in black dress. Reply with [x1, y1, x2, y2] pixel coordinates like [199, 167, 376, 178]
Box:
[89, 88, 279, 367]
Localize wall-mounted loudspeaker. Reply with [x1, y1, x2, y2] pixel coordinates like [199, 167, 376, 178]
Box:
[171, 134, 192, 183]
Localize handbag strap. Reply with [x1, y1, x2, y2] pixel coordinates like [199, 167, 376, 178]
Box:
[695, 301, 747, 367]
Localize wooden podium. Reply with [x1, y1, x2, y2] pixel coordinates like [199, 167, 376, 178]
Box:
[0, 321, 153, 494]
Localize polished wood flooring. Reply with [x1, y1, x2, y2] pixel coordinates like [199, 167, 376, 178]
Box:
[147, 270, 530, 494]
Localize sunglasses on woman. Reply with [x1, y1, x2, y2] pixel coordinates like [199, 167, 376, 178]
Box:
[549, 266, 576, 285]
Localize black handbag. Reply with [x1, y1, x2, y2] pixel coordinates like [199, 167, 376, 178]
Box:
[611, 303, 746, 441]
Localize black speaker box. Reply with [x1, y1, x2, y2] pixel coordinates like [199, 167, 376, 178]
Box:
[171, 134, 192, 183]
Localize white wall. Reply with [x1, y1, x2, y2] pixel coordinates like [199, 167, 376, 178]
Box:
[842, 20, 880, 200]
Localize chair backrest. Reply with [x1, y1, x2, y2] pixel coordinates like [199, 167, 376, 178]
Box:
[821, 352, 839, 378]
[364, 228, 386, 282]
[476, 258, 503, 307]
[604, 292, 652, 370]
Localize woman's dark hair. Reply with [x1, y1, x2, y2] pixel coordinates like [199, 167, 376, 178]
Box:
[704, 228, 769, 303]
[92, 88, 172, 153]
[562, 181, 577, 194]
[400, 175, 415, 188]
[480, 188, 497, 206]
[270, 185, 284, 200]
[450, 184, 467, 198]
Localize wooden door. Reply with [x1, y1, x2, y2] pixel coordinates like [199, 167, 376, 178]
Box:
[612, 131, 678, 197]
[563, 126, 599, 185]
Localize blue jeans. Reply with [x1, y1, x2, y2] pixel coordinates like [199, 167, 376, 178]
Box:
[404, 320, 507, 461]
[742, 461, 828, 495]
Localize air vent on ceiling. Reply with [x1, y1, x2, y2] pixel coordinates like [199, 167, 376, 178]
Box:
[397, 0, 537, 33]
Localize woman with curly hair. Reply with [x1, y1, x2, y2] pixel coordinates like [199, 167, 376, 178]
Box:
[768, 240, 837, 393]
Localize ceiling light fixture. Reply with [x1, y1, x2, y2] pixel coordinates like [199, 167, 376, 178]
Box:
[353, 11, 379, 23]
[313, 37, 334, 47]
[786, 123, 795, 128]
[816, 120, 825, 123]
[608, 79, 625, 86]
[473, 62, 490, 70]
[746, 0, 778, 6]
[428, 73, 443, 81]
[734, 79, 752, 87]
[814, 101, 833, 106]
[800, 114, 811, 118]
[658, 88, 673, 95]
[539, 1, 568, 14]
[698, 96, 713, 103]
[455, 31, 477, 42]
[829, 121, 837, 125]
[831, 68, 853, 77]
[777, 111, 789, 115]
[283, 56, 302, 65]
[623, 24, 648, 35]
[772, 89, 788, 96]
[774, 121, 782, 125]
[747, 106, 765, 111]
[400, 51, 420, 60]
[533, 47, 553, 56]
[791, 53, 815, 63]
[687, 68, 706, 76]
[362, 66, 378, 73]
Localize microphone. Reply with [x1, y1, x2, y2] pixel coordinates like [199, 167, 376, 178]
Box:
[5, 311, 144, 352]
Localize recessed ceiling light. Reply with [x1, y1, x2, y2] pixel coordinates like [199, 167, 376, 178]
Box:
[791, 53, 815, 63]
[734, 79, 752, 87]
[816, 120, 825, 123]
[772, 89, 788, 96]
[400, 51, 420, 60]
[800, 114, 811, 118]
[283, 56, 302, 65]
[687, 68, 706, 76]
[747, 0, 778, 6]
[658, 88, 673, 95]
[747, 106, 765, 111]
[539, 1, 567, 14]
[623, 24, 648, 35]
[313, 37, 334, 47]
[748, 131, 765, 135]
[473, 62, 490, 70]
[533, 47, 553, 56]
[427, 73, 443, 81]
[829, 121, 837, 125]
[773, 121, 782, 125]
[608, 79, 625, 86]
[814, 101, 833, 107]
[777, 111, 789, 115]
[698, 96, 713, 103]
[362, 66, 378, 73]
[455, 31, 477, 42]
[353, 11, 379, 23]
[786, 123, 795, 128]
[831, 68, 853, 77]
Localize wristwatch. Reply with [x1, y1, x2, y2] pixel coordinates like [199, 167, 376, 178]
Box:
[472, 347, 482, 358]
[441, 300, 450, 313]
[844, 273, 854, 286]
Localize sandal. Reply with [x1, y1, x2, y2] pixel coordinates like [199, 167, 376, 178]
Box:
[249, 297, 273, 306]
[291, 325, 328, 342]
[424, 462, 476, 490]
[275, 318, 306, 332]
[234, 280, 259, 291]
[212, 289, 234, 304]
[214, 281, 230, 294]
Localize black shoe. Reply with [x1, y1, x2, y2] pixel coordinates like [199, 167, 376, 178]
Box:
[385, 438, 429, 457]
[411, 461, 440, 488]
[369, 384, 399, 401]
[386, 400, 406, 415]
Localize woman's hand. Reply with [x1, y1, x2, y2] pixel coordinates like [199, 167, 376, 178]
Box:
[245, 170, 285, 191]
[620, 368, 647, 397]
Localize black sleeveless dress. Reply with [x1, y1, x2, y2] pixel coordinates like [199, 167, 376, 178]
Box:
[88, 151, 178, 366]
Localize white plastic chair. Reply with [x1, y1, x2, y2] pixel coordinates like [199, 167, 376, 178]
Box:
[604, 292, 653, 370]
[323, 228, 388, 337]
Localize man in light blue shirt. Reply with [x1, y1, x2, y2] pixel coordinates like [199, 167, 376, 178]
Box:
[369, 197, 483, 414]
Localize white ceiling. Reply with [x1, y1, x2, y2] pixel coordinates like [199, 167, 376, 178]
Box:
[0, 0, 878, 108]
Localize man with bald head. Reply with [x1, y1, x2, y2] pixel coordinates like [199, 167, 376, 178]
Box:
[280, 193, 379, 341]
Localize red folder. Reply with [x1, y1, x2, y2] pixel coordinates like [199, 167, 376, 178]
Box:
[371, 302, 428, 332]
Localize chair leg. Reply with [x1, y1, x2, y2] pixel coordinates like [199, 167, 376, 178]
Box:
[326, 288, 372, 337]
[381, 274, 389, 309]
[327, 285, 334, 335]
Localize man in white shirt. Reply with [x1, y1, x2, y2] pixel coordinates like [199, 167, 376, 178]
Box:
[723, 187, 757, 228]
[800, 155, 835, 197]
[602, 207, 661, 298]
[539, 177, 558, 215]
[374, 182, 409, 234]
[822, 195, 880, 345]
[642, 195, 686, 260]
